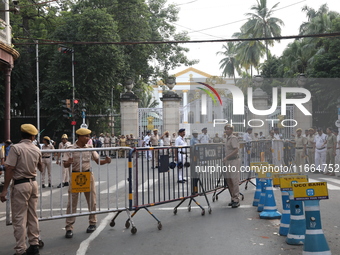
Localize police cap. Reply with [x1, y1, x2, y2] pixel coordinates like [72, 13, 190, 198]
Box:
[76, 128, 91, 136]
[21, 124, 38, 136]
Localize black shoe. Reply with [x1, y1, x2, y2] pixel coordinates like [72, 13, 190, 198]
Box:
[86, 225, 96, 233]
[42, 184, 46, 188]
[182, 179, 187, 182]
[64, 182, 69, 186]
[231, 202, 240, 208]
[57, 183, 63, 188]
[228, 202, 233, 206]
[177, 180, 185, 183]
[65, 230, 73, 238]
[26, 245, 40, 255]
[48, 183, 52, 188]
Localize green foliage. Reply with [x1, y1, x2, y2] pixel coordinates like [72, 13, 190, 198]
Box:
[1, 0, 197, 137]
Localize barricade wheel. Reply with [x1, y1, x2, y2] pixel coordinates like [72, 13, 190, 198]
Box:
[208, 208, 212, 214]
[39, 240, 44, 248]
[188, 206, 191, 212]
[158, 223, 162, 230]
[173, 208, 177, 215]
[131, 227, 137, 234]
[125, 220, 131, 229]
[216, 195, 219, 201]
[212, 196, 216, 202]
[110, 221, 115, 227]
[201, 210, 205, 216]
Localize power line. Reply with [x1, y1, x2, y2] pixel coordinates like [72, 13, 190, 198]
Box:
[13, 32, 340, 46]
[185, 0, 307, 34]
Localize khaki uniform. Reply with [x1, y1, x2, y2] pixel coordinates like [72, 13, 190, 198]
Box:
[63, 143, 99, 231]
[150, 134, 160, 166]
[306, 135, 315, 166]
[103, 135, 111, 156]
[6, 139, 42, 255]
[41, 143, 54, 185]
[326, 133, 337, 175]
[224, 135, 240, 203]
[294, 136, 307, 170]
[58, 141, 71, 183]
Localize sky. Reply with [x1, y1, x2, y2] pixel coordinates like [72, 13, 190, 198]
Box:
[168, 0, 339, 76]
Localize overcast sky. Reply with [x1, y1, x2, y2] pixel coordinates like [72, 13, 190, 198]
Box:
[168, 0, 339, 76]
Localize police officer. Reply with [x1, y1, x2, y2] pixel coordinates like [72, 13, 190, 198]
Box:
[198, 127, 210, 143]
[41, 136, 54, 188]
[306, 128, 315, 168]
[290, 128, 307, 172]
[56, 134, 71, 188]
[325, 127, 336, 176]
[313, 127, 327, 173]
[150, 129, 160, 167]
[223, 124, 240, 208]
[63, 128, 111, 238]
[0, 124, 42, 255]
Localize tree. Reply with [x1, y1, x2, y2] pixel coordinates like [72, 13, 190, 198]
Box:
[216, 42, 239, 84]
[242, 0, 284, 60]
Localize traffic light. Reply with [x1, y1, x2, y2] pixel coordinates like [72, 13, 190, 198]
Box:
[62, 99, 72, 119]
[58, 46, 74, 54]
[70, 120, 77, 126]
[73, 99, 80, 119]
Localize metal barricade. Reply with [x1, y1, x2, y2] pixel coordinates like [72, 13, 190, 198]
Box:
[116, 145, 210, 232]
[5, 147, 132, 226]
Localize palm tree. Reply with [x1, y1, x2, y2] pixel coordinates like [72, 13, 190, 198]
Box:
[216, 42, 239, 84]
[139, 92, 159, 108]
[233, 29, 266, 77]
[242, 0, 284, 60]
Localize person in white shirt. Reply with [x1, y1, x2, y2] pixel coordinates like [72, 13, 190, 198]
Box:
[313, 128, 327, 172]
[273, 127, 283, 140]
[143, 131, 152, 160]
[198, 127, 210, 144]
[175, 128, 187, 183]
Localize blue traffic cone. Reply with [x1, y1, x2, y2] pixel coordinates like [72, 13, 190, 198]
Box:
[259, 178, 282, 219]
[253, 178, 261, 206]
[279, 191, 290, 236]
[257, 179, 267, 212]
[303, 200, 331, 255]
[286, 192, 305, 245]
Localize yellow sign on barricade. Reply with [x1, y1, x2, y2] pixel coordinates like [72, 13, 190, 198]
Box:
[292, 182, 328, 201]
[272, 172, 300, 187]
[279, 175, 308, 191]
[250, 162, 280, 178]
[71, 171, 91, 193]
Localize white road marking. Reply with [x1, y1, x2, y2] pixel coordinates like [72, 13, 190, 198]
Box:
[309, 178, 340, 190]
[138, 179, 159, 192]
[76, 212, 115, 255]
[319, 177, 340, 185]
[100, 180, 126, 194]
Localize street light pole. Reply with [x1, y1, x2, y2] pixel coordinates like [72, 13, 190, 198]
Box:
[111, 86, 113, 135]
[72, 48, 75, 143]
[36, 40, 40, 142]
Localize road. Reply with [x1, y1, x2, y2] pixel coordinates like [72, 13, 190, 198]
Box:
[1, 159, 340, 255]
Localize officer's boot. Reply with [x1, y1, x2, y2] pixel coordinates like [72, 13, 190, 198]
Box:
[26, 245, 40, 255]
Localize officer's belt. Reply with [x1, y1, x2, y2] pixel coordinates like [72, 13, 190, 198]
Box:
[14, 177, 36, 185]
[295, 147, 304, 149]
[42, 156, 50, 158]
[72, 169, 90, 173]
[316, 147, 326, 150]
